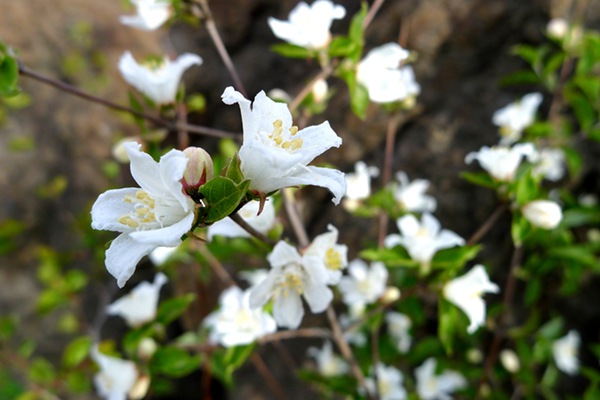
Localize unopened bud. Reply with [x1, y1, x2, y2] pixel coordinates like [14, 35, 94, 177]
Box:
[128, 375, 151, 400]
[182, 147, 213, 195]
[522, 200, 562, 229]
[500, 349, 520, 373]
[467, 348, 483, 364]
[381, 286, 401, 304]
[312, 79, 328, 103]
[112, 137, 140, 163]
[137, 337, 158, 360]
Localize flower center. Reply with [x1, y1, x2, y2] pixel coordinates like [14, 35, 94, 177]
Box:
[269, 119, 303, 151]
[325, 248, 342, 270]
[142, 57, 167, 73]
[276, 266, 304, 297]
[119, 190, 158, 229]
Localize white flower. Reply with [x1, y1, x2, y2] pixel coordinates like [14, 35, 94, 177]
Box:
[343, 161, 379, 211]
[204, 286, 276, 347]
[222, 86, 345, 203]
[547, 18, 569, 39]
[493, 93, 542, 145]
[239, 269, 270, 287]
[303, 224, 348, 285]
[307, 341, 349, 377]
[532, 148, 566, 181]
[384, 214, 465, 267]
[107, 273, 167, 327]
[268, 0, 346, 49]
[443, 265, 499, 334]
[340, 307, 367, 347]
[91, 142, 195, 287]
[552, 330, 580, 375]
[415, 358, 467, 400]
[394, 171, 436, 213]
[119, 51, 202, 105]
[338, 259, 388, 308]
[465, 142, 538, 182]
[357, 43, 420, 104]
[91, 346, 139, 400]
[207, 200, 276, 240]
[521, 200, 562, 229]
[249, 241, 333, 329]
[148, 246, 177, 266]
[500, 349, 521, 373]
[386, 312, 412, 353]
[120, 0, 171, 31]
[365, 363, 407, 400]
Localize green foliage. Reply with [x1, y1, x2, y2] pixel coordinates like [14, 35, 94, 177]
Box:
[156, 293, 196, 326]
[271, 44, 314, 59]
[150, 347, 201, 378]
[62, 336, 92, 368]
[210, 344, 255, 386]
[0, 44, 20, 97]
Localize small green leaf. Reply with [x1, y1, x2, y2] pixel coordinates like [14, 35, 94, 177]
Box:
[431, 245, 481, 271]
[62, 336, 92, 368]
[548, 245, 598, 268]
[350, 81, 369, 120]
[28, 358, 55, 385]
[500, 70, 541, 86]
[210, 344, 255, 386]
[223, 153, 244, 184]
[156, 293, 195, 326]
[151, 347, 200, 378]
[348, 3, 368, 49]
[271, 44, 313, 59]
[327, 37, 358, 57]
[561, 207, 600, 228]
[0, 55, 20, 97]
[198, 176, 249, 224]
[438, 299, 463, 355]
[359, 247, 418, 268]
[460, 171, 499, 190]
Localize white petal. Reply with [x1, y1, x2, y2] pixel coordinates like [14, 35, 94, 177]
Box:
[125, 142, 164, 195]
[129, 211, 194, 245]
[267, 241, 302, 269]
[273, 292, 304, 329]
[249, 272, 277, 308]
[303, 280, 333, 313]
[158, 148, 191, 211]
[278, 165, 346, 205]
[105, 234, 157, 287]
[91, 188, 140, 232]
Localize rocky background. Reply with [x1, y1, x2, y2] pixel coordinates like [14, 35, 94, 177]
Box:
[1, 0, 599, 399]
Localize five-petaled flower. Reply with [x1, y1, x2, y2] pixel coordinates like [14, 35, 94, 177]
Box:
[364, 363, 407, 400]
[493, 92, 543, 145]
[338, 259, 389, 308]
[222, 86, 346, 204]
[91, 142, 195, 287]
[120, 0, 172, 31]
[268, 0, 346, 50]
[394, 171, 437, 213]
[343, 161, 379, 211]
[415, 357, 467, 400]
[465, 142, 537, 182]
[307, 341, 349, 377]
[119, 51, 202, 105]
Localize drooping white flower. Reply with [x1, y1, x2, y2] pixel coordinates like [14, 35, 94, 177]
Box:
[207, 200, 276, 240]
[552, 330, 580, 375]
[204, 286, 277, 347]
[521, 200, 563, 229]
[365, 363, 407, 400]
[268, 0, 346, 50]
[338, 259, 388, 308]
[384, 213, 465, 267]
[443, 265, 499, 334]
[119, 51, 202, 105]
[357, 43, 420, 104]
[107, 273, 168, 327]
[91, 346, 139, 400]
[532, 148, 566, 181]
[415, 358, 467, 400]
[91, 142, 195, 287]
[493, 93, 543, 145]
[343, 161, 379, 211]
[394, 171, 436, 213]
[120, 0, 172, 31]
[307, 341, 349, 377]
[386, 312, 412, 353]
[303, 224, 348, 285]
[222, 86, 345, 203]
[465, 142, 538, 182]
[249, 241, 333, 329]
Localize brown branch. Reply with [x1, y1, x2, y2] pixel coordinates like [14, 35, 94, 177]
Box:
[258, 328, 331, 343]
[230, 212, 276, 246]
[289, 64, 335, 113]
[363, 0, 386, 30]
[282, 188, 310, 248]
[466, 203, 509, 246]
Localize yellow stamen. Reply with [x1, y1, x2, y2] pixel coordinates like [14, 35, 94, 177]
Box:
[325, 248, 342, 270]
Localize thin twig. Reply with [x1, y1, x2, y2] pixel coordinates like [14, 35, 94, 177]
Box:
[282, 188, 310, 248]
[197, 243, 236, 287]
[466, 203, 509, 246]
[250, 353, 290, 400]
[289, 64, 334, 113]
[258, 328, 331, 343]
[230, 212, 276, 246]
[363, 0, 386, 30]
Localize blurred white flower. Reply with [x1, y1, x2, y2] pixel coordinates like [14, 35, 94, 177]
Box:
[465, 142, 537, 182]
[357, 43, 420, 104]
[443, 265, 499, 334]
[365, 363, 407, 400]
[312, 78, 329, 103]
[239, 269, 270, 287]
[394, 171, 436, 213]
[119, 51, 202, 105]
[500, 349, 521, 373]
[148, 246, 177, 266]
[120, 0, 171, 31]
[547, 18, 569, 39]
[207, 200, 276, 240]
[91, 346, 140, 400]
[338, 259, 388, 308]
[415, 358, 467, 400]
[307, 341, 349, 377]
[268, 0, 345, 49]
[384, 213, 465, 268]
[340, 306, 367, 346]
[249, 241, 333, 329]
[303, 224, 348, 284]
[553, 330, 580, 375]
[343, 161, 379, 211]
[493, 93, 542, 145]
[91, 142, 195, 287]
[522, 200, 562, 229]
[204, 286, 277, 347]
[107, 273, 167, 327]
[532, 148, 566, 181]
[386, 312, 412, 353]
[222, 86, 345, 204]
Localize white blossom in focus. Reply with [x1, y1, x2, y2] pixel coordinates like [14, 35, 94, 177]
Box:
[249, 241, 333, 329]
[553, 330, 580, 375]
[465, 143, 538, 182]
[307, 341, 349, 377]
[207, 200, 276, 240]
[91, 346, 139, 400]
[415, 358, 467, 400]
[443, 265, 499, 334]
[357, 43, 420, 104]
[91, 142, 195, 287]
[522, 200, 563, 229]
[365, 363, 407, 400]
[222, 87, 346, 204]
[386, 312, 412, 353]
[384, 213, 465, 268]
[204, 286, 277, 347]
[119, 51, 202, 105]
[107, 273, 168, 327]
[303, 224, 348, 285]
[394, 171, 436, 213]
[268, 0, 345, 49]
[338, 259, 388, 308]
[493, 93, 542, 145]
[532, 148, 566, 182]
[343, 161, 379, 211]
[120, 0, 171, 31]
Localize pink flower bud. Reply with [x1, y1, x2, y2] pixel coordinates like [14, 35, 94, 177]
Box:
[182, 147, 213, 195]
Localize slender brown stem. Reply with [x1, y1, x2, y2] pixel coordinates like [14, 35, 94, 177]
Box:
[466, 203, 509, 246]
[377, 114, 401, 248]
[197, 243, 236, 287]
[363, 0, 386, 30]
[282, 188, 310, 247]
[289, 64, 334, 113]
[258, 328, 331, 343]
[230, 212, 276, 246]
[250, 353, 290, 400]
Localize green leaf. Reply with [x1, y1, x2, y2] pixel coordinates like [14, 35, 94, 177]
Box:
[327, 37, 358, 58]
[62, 336, 92, 368]
[66, 370, 92, 394]
[511, 214, 530, 247]
[0, 315, 18, 341]
[548, 245, 598, 268]
[198, 176, 250, 224]
[151, 347, 200, 378]
[431, 245, 481, 271]
[359, 247, 418, 268]
[36, 289, 68, 314]
[460, 171, 499, 190]
[500, 70, 541, 86]
[28, 358, 55, 385]
[438, 299, 463, 355]
[561, 207, 600, 228]
[210, 344, 255, 386]
[349, 3, 368, 47]
[564, 89, 596, 130]
[350, 81, 369, 120]
[271, 43, 313, 59]
[223, 153, 245, 184]
[0, 55, 20, 97]
[65, 270, 88, 292]
[156, 293, 196, 326]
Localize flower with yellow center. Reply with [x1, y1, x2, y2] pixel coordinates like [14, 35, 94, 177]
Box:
[415, 358, 466, 400]
[364, 363, 407, 400]
[338, 259, 389, 308]
[303, 224, 348, 284]
[222, 86, 346, 204]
